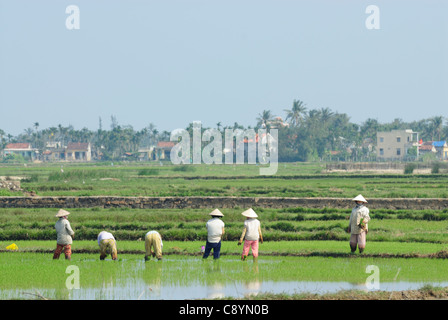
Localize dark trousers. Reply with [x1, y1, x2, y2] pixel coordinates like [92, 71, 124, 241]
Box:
[203, 241, 222, 259]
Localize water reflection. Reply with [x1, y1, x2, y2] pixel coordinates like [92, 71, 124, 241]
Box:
[2, 256, 448, 300]
[139, 260, 163, 298]
[5, 279, 448, 300]
[242, 260, 261, 297]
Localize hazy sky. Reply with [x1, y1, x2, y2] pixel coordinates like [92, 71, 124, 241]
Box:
[0, 0, 447, 136]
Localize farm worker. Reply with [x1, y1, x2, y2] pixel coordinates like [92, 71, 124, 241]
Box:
[238, 208, 263, 261]
[348, 194, 371, 254]
[53, 209, 75, 260]
[145, 230, 163, 261]
[97, 231, 118, 260]
[203, 209, 225, 260]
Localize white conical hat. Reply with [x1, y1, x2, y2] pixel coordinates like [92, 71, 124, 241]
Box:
[352, 194, 367, 203]
[209, 209, 224, 217]
[241, 208, 258, 218]
[55, 209, 71, 217]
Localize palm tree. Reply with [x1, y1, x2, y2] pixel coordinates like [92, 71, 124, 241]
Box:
[360, 118, 379, 141]
[24, 128, 33, 139]
[256, 110, 274, 128]
[0, 129, 5, 149]
[284, 100, 307, 127]
[319, 107, 334, 123]
[151, 129, 159, 145]
[430, 116, 443, 141]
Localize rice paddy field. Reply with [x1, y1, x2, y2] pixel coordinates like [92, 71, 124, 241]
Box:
[0, 162, 448, 300]
[0, 162, 448, 198]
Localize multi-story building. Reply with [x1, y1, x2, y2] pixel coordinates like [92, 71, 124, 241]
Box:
[376, 129, 419, 160]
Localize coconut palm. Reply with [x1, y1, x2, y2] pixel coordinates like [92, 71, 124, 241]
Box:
[430, 116, 443, 141]
[319, 107, 334, 123]
[256, 110, 274, 128]
[284, 100, 307, 127]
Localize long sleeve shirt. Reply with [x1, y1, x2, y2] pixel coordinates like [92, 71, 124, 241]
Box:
[55, 218, 75, 245]
[349, 205, 370, 234]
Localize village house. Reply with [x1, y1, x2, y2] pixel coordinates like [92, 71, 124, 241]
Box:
[42, 142, 66, 161]
[418, 143, 437, 157]
[66, 142, 91, 161]
[41, 142, 92, 162]
[432, 141, 448, 160]
[137, 147, 155, 161]
[3, 143, 38, 160]
[154, 141, 175, 160]
[376, 129, 419, 160]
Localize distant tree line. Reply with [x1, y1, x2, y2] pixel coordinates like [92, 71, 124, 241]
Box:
[0, 102, 446, 162]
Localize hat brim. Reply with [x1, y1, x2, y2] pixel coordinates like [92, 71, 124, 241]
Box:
[209, 209, 224, 217]
[55, 209, 70, 217]
[241, 208, 258, 218]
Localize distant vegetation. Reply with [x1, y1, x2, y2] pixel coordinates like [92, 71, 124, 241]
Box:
[1, 101, 447, 162]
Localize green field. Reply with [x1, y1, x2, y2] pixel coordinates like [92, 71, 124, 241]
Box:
[1, 251, 447, 300]
[1, 162, 448, 198]
[1, 207, 448, 244]
[1, 162, 448, 300]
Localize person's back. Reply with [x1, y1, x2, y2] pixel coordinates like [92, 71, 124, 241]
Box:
[145, 230, 163, 260]
[98, 231, 115, 245]
[97, 230, 117, 260]
[55, 218, 74, 245]
[206, 217, 225, 243]
[243, 218, 260, 241]
[53, 209, 74, 260]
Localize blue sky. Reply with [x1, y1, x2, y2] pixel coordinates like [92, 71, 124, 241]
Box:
[0, 0, 447, 136]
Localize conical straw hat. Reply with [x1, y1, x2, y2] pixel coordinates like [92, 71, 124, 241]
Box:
[209, 209, 224, 217]
[241, 208, 258, 218]
[55, 209, 71, 217]
[352, 194, 367, 203]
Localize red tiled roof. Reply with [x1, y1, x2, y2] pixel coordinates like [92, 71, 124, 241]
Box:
[67, 142, 90, 150]
[5, 143, 31, 149]
[157, 141, 175, 148]
[419, 145, 435, 151]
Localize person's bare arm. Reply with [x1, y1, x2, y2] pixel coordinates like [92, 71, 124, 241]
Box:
[238, 228, 246, 245]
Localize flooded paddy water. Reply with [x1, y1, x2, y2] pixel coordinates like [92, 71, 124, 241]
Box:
[1, 253, 447, 300]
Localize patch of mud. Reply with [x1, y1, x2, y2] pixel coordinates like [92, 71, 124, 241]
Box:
[246, 286, 448, 300]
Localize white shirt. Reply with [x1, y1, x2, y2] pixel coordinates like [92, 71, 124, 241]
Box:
[244, 218, 261, 241]
[97, 231, 115, 246]
[206, 217, 225, 243]
[146, 230, 163, 247]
